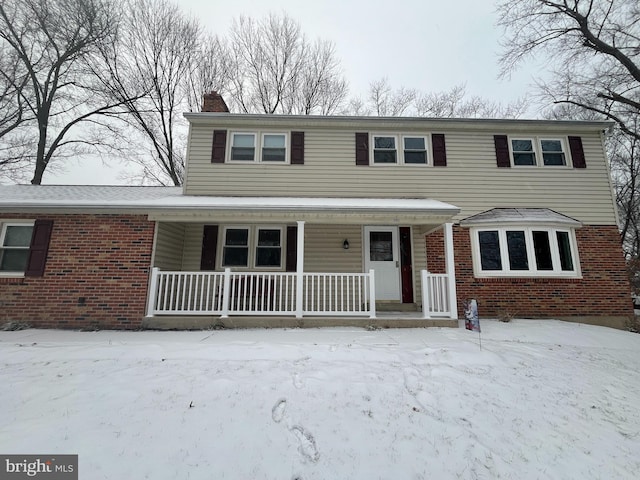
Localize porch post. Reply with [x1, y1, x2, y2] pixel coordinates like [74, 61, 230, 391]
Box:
[444, 222, 458, 319]
[146, 267, 159, 317]
[295, 220, 305, 318]
[221, 268, 231, 318]
[421, 270, 431, 319]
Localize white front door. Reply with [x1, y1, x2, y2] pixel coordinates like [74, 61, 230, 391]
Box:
[364, 226, 400, 301]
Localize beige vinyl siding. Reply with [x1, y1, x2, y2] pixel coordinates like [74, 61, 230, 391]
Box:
[185, 124, 616, 225]
[153, 223, 185, 269]
[304, 225, 362, 273]
[182, 224, 205, 271]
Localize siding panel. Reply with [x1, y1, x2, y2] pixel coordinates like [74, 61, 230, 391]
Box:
[153, 223, 185, 270]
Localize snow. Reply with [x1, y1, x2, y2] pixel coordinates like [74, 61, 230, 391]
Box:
[1, 320, 639, 479]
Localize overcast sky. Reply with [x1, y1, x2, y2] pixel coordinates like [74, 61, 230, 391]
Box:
[47, 0, 541, 185]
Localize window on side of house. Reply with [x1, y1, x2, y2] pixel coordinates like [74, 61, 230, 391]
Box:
[222, 227, 249, 267]
[255, 228, 282, 267]
[230, 133, 256, 161]
[403, 136, 428, 164]
[472, 227, 579, 277]
[262, 133, 287, 162]
[540, 139, 567, 166]
[0, 223, 34, 273]
[373, 135, 398, 164]
[511, 139, 537, 166]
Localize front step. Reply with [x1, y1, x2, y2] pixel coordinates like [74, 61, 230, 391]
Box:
[375, 302, 419, 312]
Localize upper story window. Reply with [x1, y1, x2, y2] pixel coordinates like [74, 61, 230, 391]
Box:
[371, 134, 429, 165]
[472, 226, 580, 277]
[510, 137, 568, 167]
[228, 132, 288, 163]
[0, 223, 34, 274]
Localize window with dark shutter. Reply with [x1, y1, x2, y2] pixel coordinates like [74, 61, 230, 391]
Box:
[211, 130, 227, 163]
[291, 131, 305, 165]
[494, 135, 511, 168]
[432, 134, 447, 166]
[286, 226, 297, 272]
[355, 132, 369, 166]
[24, 219, 53, 277]
[200, 225, 219, 270]
[568, 136, 586, 168]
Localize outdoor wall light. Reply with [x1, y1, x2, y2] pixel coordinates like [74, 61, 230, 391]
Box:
[343, 239, 349, 250]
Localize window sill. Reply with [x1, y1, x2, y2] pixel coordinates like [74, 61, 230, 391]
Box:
[472, 275, 583, 283]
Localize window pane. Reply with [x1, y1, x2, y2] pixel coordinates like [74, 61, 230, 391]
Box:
[373, 151, 397, 163]
[222, 247, 248, 266]
[370, 232, 393, 261]
[513, 153, 536, 166]
[532, 231, 553, 270]
[479, 231, 502, 270]
[404, 151, 427, 164]
[543, 152, 566, 166]
[374, 137, 395, 149]
[262, 148, 286, 162]
[256, 247, 281, 267]
[231, 147, 255, 161]
[506, 231, 528, 270]
[0, 250, 29, 271]
[258, 229, 281, 246]
[541, 140, 562, 152]
[233, 134, 255, 147]
[225, 229, 248, 246]
[557, 231, 574, 271]
[404, 137, 425, 150]
[512, 139, 533, 152]
[3, 226, 33, 247]
[263, 134, 285, 148]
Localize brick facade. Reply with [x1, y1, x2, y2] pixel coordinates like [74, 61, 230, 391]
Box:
[426, 225, 634, 320]
[0, 213, 155, 329]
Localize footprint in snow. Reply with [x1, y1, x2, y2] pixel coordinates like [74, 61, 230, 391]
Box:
[292, 372, 304, 389]
[291, 425, 320, 463]
[272, 398, 287, 423]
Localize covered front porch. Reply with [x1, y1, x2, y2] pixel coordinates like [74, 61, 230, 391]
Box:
[143, 196, 460, 327]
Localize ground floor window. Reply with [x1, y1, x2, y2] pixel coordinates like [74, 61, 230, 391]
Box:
[0, 222, 34, 274]
[472, 226, 580, 277]
[221, 226, 283, 269]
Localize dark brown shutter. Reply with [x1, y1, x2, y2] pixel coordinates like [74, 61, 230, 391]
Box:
[291, 131, 304, 165]
[286, 226, 297, 272]
[432, 134, 447, 166]
[211, 130, 227, 163]
[568, 136, 586, 168]
[24, 219, 53, 277]
[355, 132, 369, 166]
[494, 135, 511, 168]
[200, 225, 219, 270]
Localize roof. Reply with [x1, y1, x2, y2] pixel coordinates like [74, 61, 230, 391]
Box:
[460, 208, 582, 227]
[0, 185, 460, 224]
[184, 112, 614, 132]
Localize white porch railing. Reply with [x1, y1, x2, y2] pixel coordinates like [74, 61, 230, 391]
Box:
[421, 270, 451, 318]
[147, 268, 376, 318]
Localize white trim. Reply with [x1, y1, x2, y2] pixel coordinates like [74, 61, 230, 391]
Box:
[469, 226, 582, 278]
[443, 223, 458, 319]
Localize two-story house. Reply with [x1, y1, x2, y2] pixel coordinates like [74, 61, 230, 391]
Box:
[0, 92, 633, 329]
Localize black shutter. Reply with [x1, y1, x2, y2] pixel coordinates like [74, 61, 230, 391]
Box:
[24, 219, 53, 277]
[494, 135, 511, 168]
[200, 225, 219, 270]
[211, 130, 227, 163]
[432, 133, 447, 166]
[291, 131, 305, 165]
[568, 136, 586, 168]
[355, 132, 369, 166]
[286, 226, 297, 272]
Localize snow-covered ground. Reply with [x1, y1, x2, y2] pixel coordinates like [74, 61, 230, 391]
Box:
[1, 320, 639, 479]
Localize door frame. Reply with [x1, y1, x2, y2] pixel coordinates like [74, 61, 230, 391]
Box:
[363, 226, 401, 301]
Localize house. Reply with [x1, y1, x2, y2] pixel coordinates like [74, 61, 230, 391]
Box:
[0, 92, 633, 330]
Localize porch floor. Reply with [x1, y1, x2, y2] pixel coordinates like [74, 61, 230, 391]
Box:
[142, 313, 458, 330]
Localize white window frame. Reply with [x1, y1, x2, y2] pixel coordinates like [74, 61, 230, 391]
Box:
[0, 220, 35, 277]
[219, 225, 285, 270]
[227, 131, 289, 164]
[470, 226, 581, 278]
[371, 134, 398, 165]
[509, 136, 570, 168]
[402, 135, 429, 165]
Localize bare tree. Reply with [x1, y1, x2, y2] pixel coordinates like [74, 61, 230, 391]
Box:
[98, 0, 201, 186]
[228, 13, 348, 115]
[0, 0, 129, 184]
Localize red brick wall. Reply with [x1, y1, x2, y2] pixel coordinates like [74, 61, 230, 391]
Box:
[0, 214, 155, 329]
[426, 225, 634, 319]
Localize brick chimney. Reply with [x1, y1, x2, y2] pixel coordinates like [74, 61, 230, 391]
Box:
[201, 91, 229, 112]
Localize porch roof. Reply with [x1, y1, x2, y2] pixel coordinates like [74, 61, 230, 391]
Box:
[460, 208, 582, 227]
[0, 185, 459, 224]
